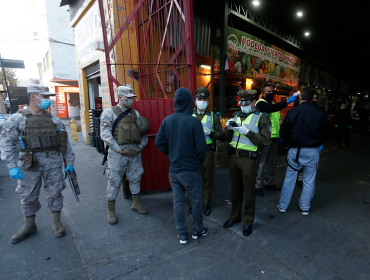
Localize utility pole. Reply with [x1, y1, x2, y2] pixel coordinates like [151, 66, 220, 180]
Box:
[0, 53, 11, 101]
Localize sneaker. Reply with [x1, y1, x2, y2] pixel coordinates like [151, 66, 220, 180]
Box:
[301, 211, 309, 216]
[178, 234, 188, 245]
[277, 204, 286, 213]
[192, 228, 209, 240]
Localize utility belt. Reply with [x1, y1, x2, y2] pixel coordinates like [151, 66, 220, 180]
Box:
[207, 143, 216, 152]
[229, 146, 258, 159]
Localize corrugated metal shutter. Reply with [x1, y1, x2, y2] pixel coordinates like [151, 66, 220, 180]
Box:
[194, 15, 211, 57]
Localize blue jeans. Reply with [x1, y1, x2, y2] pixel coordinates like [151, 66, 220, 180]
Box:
[278, 148, 320, 211]
[169, 170, 204, 236]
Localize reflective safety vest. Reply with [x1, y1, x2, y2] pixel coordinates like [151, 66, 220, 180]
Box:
[230, 112, 262, 151]
[192, 112, 214, 144]
[256, 99, 280, 138]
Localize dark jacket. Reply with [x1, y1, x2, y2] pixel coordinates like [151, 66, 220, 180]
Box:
[280, 102, 328, 147]
[256, 99, 288, 113]
[337, 108, 352, 126]
[155, 88, 207, 173]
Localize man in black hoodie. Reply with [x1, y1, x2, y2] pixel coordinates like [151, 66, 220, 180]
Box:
[155, 88, 208, 245]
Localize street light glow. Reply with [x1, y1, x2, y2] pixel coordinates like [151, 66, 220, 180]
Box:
[297, 12, 303, 17]
[305, 32, 310, 36]
[252, 1, 260, 6]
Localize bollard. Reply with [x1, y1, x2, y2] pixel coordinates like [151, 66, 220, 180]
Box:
[70, 119, 78, 142]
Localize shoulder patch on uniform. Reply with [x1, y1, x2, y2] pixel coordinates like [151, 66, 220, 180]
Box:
[102, 121, 110, 127]
[103, 115, 112, 121]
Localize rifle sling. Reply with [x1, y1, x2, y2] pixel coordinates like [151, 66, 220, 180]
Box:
[104, 108, 132, 154]
[112, 108, 132, 135]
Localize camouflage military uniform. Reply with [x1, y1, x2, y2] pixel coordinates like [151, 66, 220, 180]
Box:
[0, 112, 75, 216]
[100, 105, 148, 200]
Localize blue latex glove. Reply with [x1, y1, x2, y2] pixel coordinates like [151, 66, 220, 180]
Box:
[286, 95, 297, 103]
[64, 166, 74, 173]
[349, 126, 352, 130]
[319, 145, 324, 152]
[335, 125, 338, 128]
[9, 167, 24, 180]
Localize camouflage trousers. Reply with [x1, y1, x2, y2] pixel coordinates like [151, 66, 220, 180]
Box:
[106, 151, 144, 201]
[16, 166, 66, 216]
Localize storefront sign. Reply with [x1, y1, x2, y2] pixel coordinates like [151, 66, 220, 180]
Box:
[56, 89, 68, 118]
[216, 27, 301, 87]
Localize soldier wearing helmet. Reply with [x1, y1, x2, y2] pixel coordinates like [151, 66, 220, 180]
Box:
[223, 89, 271, 236]
[0, 84, 75, 243]
[189, 87, 223, 216]
[100, 86, 150, 225]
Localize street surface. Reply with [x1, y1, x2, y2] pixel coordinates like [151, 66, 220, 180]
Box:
[1, 124, 369, 280]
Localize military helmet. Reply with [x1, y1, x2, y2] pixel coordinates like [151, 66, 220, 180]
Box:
[194, 87, 210, 99]
[237, 89, 257, 106]
[136, 116, 151, 136]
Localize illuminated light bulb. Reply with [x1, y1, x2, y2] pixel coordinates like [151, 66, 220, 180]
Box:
[199, 65, 211, 69]
[252, 1, 260, 6]
[305, 32, 310, 36]
[297, 12, 303, 17]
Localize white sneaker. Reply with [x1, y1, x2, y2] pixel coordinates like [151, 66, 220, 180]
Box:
[178, 234, 187, 245]
[277, 204, 286, 213]
[301, 211, 309, 216]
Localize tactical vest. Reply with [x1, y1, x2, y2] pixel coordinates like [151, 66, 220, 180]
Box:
[230, 112, 263, 151]
[112, 106, 141, 145]
[256, 99, 280, 138]
[192, 112, 214, 144]
[19, 109, 67, 153]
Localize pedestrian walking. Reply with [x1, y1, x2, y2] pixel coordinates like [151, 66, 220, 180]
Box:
[254, 84, 298, 196]
[189, 87, 223, 216]
[100, 86, 150, 225]
[277, 87, 327, 216]
[0, 85, 75, 243]
[335, 102, 352, 149]
[223, 90, 271, 236]
[155, 87, 208, 245]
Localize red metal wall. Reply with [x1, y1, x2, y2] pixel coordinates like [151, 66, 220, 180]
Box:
[98, 0, 196, 193]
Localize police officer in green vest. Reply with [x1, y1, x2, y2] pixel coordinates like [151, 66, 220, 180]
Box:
[189, 87, 223, 216]
[254, 84, 298, 196]
[223, 89, 271, 236]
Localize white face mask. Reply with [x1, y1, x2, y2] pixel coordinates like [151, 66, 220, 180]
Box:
[241, 105, 254, 114]
[196, 100, 208, 110]
[122, 98, 134, 108]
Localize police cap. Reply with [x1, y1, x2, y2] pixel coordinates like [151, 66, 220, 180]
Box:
[237, 89, 257, 101]
[194, 87, 210, 99]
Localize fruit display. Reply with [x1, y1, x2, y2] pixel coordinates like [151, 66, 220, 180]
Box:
[225, 29, 300, 87]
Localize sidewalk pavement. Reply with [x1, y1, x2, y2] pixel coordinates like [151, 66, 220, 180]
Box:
[1, 125, 369, 280]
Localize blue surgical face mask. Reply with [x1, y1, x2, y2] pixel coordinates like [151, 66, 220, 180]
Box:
[35, 95, 51, 110]
[241, 105, 254, 114]
[196, 100, 208, 110]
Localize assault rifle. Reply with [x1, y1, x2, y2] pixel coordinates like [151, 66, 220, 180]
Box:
[67, 170, 80, 203]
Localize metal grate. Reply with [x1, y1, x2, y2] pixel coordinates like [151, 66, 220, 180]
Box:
[229, 1, 303, 50]
[194, 15, 211, 57]
[98, 0, 196, 193]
